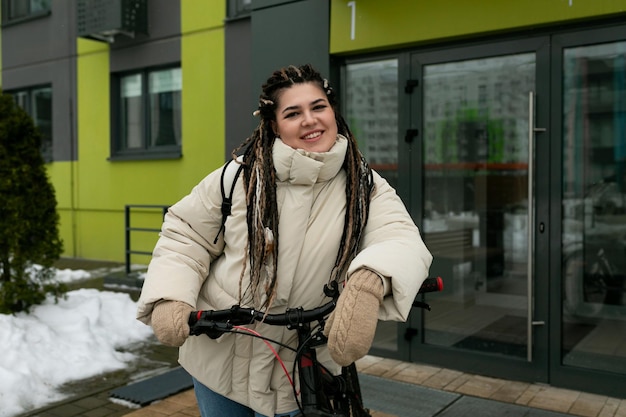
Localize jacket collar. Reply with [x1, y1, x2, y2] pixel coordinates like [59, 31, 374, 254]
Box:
[272, 135, 348, 185]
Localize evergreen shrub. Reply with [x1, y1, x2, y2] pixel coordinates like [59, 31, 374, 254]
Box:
[0, 92, 65, 314]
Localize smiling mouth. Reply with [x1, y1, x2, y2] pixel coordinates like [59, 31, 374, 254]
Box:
[302, 131, 323, 140]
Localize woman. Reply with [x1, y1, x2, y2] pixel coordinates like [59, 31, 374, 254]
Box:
[136, 64, 432, 417]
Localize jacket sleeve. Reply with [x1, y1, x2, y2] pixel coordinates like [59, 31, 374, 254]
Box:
[136, 167, 229, 324]
[347, 171, 433, 321]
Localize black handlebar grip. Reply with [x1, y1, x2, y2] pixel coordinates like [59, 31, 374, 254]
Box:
[417, 277, 443, 293]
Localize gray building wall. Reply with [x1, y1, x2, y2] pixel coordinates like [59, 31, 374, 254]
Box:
[1, 0, 180, 162]
[224, 0, 330, 160]
[225, 16, 253, 159]
[1, 0, 77, 162]
[109, 0, 180, 72]
[251, 0, 330, 101]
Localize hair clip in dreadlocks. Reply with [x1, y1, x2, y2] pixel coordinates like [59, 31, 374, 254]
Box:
[323, 79, 332, 96]
[253, 98, 275, 117]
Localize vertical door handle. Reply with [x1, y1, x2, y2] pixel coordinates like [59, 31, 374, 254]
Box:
[527, 91, 547, 361]
[527, 91, 537, 361]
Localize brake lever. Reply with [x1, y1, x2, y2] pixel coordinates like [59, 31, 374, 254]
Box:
[189, 320, 232, 339]
[324, 280, 340, 299]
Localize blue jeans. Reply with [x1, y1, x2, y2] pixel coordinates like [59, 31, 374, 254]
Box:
[192, 377, 300, 417]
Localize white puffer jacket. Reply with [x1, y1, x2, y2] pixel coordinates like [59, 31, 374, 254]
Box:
[136, 136, 432, 416]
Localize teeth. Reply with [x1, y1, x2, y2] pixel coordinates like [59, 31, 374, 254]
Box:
[304, 132, 321, 140]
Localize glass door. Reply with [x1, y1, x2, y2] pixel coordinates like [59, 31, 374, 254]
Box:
[342, 28, 626, 395]
[558, 37, 626, 387]
[343, 58, 404, 354]
[411, 38, 550, 378]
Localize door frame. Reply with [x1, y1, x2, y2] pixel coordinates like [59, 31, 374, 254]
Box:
[403, 36, 552, 383]
[349, 22, 626, 396]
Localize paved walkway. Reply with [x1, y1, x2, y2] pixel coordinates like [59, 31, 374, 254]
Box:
[24, 353, 626, 417]
[118, 355, 626, 417]
[23, 258, 626, 417]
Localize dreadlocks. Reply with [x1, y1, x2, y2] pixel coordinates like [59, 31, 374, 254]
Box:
[231, 64, 373, 310]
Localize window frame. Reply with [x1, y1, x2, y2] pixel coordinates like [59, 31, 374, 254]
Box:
[110, 64, 183, 161]
[226, 0, 251, 20]
[1, 0, 51, 26]
[7, 84, 54, 162]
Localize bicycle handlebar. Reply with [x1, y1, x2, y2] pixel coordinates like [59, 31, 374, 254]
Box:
[189, 277, 443, 336]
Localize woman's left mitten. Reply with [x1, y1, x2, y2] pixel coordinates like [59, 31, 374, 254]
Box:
[325, 269, 383, 366]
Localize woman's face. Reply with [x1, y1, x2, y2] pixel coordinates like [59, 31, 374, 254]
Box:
[272, 82, 338, 153]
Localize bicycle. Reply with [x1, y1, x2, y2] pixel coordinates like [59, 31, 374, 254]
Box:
[188, 276, 443, 417]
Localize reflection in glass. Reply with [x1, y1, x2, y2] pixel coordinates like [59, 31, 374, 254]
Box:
[31, 87, 52, 157]
[344, 59, 399, 350]
[149, 68, 182, 147]
[422, 54, 535, 359]
[8, 0, 50, 20]
[345, 60, 399, 188]
[121, 74, 142, 150]
[562, 41, 626, 375]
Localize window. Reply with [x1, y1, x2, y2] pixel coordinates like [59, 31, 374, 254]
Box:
[227, 0, 251, 19]
[113, 66, 182, 159]
[2, 0, 51, 23]
[9, 86, 53, 160]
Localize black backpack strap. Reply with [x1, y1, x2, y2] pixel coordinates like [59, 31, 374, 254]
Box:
[213, 156, 244, 244]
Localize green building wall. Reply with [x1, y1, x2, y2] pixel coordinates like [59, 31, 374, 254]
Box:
[330, 0, 626, 54]
[50, 1, 226, 265]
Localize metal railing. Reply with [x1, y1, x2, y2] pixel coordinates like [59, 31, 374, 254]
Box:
[125, 204, 169, 274]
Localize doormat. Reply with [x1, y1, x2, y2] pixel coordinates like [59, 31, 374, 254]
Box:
[110, 366, 193, 406]
[453, 315, 527, 358]
[453, 315, 595, 358]
[562, 321, 595, 352]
